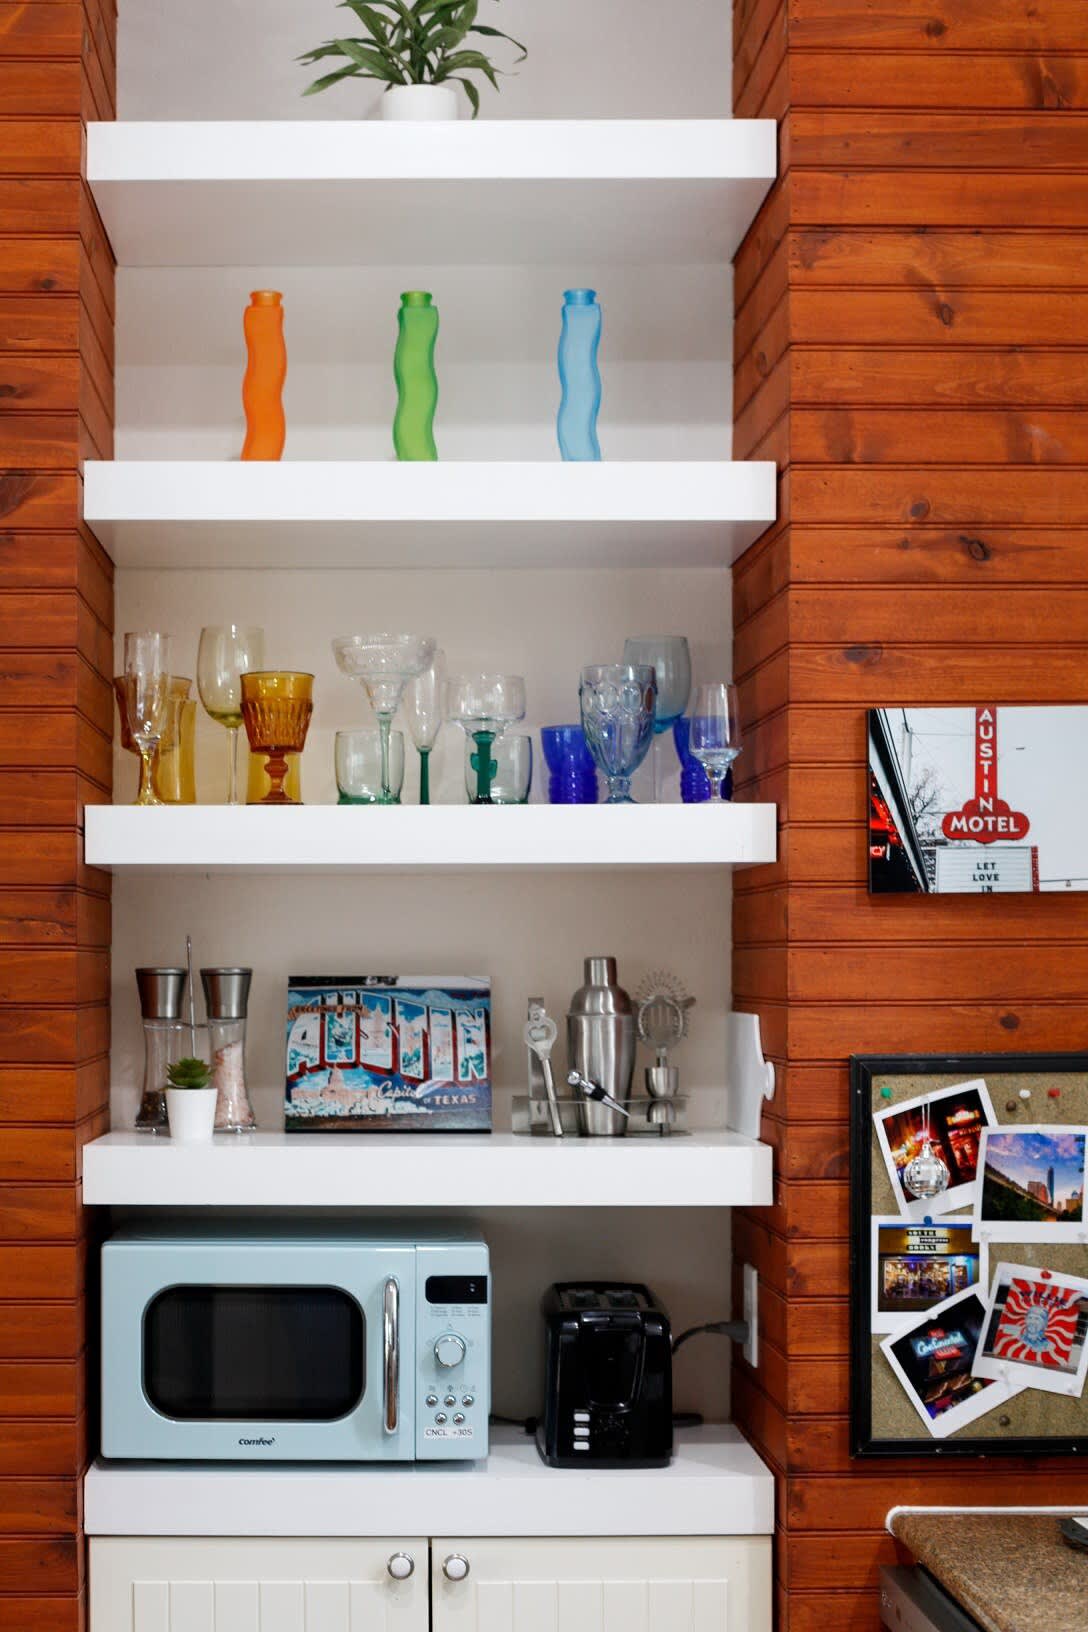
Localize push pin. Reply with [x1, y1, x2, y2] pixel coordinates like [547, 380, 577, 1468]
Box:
[923, 1216, 934, 1227]
[1005, 1100, 1019, 1114]
[880, 1087, 893, 1101]
[1019, 1088, 1032, 1100]
[1048, 1087, 1062, 1099]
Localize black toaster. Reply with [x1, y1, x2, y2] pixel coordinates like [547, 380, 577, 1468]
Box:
[536, 1282, 673, 1468]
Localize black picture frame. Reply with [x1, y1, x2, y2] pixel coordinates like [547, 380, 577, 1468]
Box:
[850, 1051, 1088, 1458]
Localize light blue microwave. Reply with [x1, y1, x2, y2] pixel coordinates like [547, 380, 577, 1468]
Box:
[101, 1223, 490, 1462]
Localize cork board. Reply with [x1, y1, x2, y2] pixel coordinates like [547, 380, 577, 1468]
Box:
[851, 1054, 1088, 1457]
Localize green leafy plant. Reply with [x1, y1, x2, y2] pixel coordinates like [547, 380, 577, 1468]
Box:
[299, 0, 527, 117]
[167, 1056, 213, 1091]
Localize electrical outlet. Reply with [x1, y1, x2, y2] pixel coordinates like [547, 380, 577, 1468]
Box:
[742, 1263, 759, 1369]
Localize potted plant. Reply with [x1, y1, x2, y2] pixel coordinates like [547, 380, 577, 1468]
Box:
[300, 0, 527, 120]
[165, 1055, 219, 1144]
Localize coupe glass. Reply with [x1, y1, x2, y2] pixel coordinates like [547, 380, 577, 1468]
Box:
[579, 664, 657, 805]
[464, 732, 532, 805]
[622, 636, 691, 802]
[197, 625, 265, 805]
[332, 634, 436, 806]
[447, 674, 527, 805]
[402, 647, 446, 805]
[240, 671, 314, 805]
[336, 729, 406, 804]
[689, 682, 742, 799]
[121, 632, 171, 806]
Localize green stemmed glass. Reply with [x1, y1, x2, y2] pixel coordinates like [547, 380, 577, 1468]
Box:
[447, 674, 527, 805]
[332, 634, 436, 805]
[402, 647, 446, 805]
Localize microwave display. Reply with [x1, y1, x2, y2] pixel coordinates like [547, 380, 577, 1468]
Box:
[145, 1286, 365, 1421]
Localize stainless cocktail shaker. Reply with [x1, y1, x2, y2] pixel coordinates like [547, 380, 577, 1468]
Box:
[566, 955, 635, 1136]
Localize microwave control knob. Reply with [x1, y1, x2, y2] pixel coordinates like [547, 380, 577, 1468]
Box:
[387, 1553, 415, 1580]
[434, 1333, 466, 1368]
[443, 1554, 470, 1582]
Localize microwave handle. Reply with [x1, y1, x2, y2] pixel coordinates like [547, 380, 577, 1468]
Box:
[383, 1276, 399, 1436]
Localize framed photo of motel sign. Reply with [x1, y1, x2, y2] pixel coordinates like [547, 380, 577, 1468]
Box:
[868, 705, 1086, 895]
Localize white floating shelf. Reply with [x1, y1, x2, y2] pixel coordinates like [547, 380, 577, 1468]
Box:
[85, 1424, 773, 1538]
[83, 460, 777, 568]
[87, 120, 776, 267]
[81, 1130, 772, 1209]
[84, 804, 778, 875]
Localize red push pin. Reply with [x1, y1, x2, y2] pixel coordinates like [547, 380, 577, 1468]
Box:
[1048, 1087, 1061, 1098]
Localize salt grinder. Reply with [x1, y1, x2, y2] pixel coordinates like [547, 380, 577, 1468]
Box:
[201, 967, 255, 1132]
[135, 967, 187, 1133]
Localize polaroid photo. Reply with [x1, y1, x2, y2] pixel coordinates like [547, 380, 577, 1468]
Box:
[880, 1285, 1022, 1439]
[973, 1262, 1088, 1399]
[973, 1125, 1088, 1243]
[874, 1078, 997, 1221]
[870, 1216, 988, 1334]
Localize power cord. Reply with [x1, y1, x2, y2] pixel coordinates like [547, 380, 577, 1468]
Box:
[671, 1318, 749, 1353]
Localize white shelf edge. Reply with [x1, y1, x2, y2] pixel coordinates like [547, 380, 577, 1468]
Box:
[81, 1130, 774, 1209]
[84, 804, 778, 875]
[84, 1424, 775, 1538]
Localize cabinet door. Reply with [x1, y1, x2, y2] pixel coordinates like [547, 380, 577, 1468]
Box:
[90, 1537, 429, 1631]
[431, 1537, 772, 1632]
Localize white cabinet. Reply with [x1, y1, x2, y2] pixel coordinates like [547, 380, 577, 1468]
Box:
[431, 1538, 771, 1631]
[90, 1538, 429, 1630]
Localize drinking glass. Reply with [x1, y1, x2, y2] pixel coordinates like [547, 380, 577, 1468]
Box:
[336, 729, 406, 804]
[689, 682, 742, 799]
[240, 671, 314, 805]
[121, 632, 171, 806]
[623, 636, 691, 802]
[114, 674, 195, 804]
[447, 674, 527, 805]
[579, 664, 657, 805]
[197, 625, 265, 806]
[402, 647, 446, 805]
[332, 634, 436, 806]
[541, 724, 599, 804]
[464, 732, 532, 805]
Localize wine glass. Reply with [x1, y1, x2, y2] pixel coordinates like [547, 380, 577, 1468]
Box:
[121, 632, 171, 807]
[579, 664, 657, 804]
[689, 682, 742, 800]
[197, 625, 265, 806]
[402, 647, 446, 805]
[240, 671, 314, 805]
[332, 634, 436, 806]
[447, 674, 527, 805]
[622, 637, 691, 802]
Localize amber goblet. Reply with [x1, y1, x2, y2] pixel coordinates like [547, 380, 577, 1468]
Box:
[240, 671, 313, 806]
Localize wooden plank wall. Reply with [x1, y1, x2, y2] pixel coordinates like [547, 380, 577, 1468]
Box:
[730, 1, 1088, 1626]
[0, 1, 115, 1626]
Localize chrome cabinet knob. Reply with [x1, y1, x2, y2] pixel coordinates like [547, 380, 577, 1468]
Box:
[387, 1552, 415, 1580]
[443, 1554, 470, 1582]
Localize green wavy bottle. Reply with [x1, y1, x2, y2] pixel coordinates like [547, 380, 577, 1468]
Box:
[393, 290, 439, 461]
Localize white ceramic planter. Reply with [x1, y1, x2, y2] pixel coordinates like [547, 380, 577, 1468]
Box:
[380, 84, 459, 121]
[166, 1087, 218, 1144]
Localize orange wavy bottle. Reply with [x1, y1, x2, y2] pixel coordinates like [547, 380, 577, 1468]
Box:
[241, 290, 286, 460]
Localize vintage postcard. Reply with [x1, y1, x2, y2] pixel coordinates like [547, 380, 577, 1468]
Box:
[285, 975, 491, 1133]
[875, 1079, 996, 1221]
[870, 1217, 988, 1334]
[880, 1286, 1022, 1439]
[973, 1126, 1088, 1243]
[973, 1262, 1088, 1399]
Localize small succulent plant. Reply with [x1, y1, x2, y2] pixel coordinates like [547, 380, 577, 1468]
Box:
[167, 1056, 213, 1091]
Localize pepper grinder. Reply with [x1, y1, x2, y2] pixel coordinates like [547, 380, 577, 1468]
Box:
[201, 967, 255, 1132]
[135, 967, 187, 1133]
[566, 955, 635, 1137]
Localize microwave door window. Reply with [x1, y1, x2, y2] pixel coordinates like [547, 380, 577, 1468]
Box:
[144, 1287, 365, 1421]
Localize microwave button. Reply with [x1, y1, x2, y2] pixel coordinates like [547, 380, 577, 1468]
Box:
[462, 1395, 475, 1407]
[435, 1412, 448, 1425]
[426, 1394, 439, 1407]
[444, 1394, 457, 1407]
[453, 1412, 466, 1425]
[435, 1333, 467, 1369]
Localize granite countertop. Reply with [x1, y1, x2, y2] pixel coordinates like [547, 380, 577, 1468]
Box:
[890, 1513, 1088, 1632]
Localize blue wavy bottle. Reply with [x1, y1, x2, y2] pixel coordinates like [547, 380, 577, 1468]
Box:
[557, 289, 602, 461]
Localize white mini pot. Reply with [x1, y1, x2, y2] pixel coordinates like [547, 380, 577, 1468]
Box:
[381, 83, 459, 121]
[166, 1087, 219, 1144]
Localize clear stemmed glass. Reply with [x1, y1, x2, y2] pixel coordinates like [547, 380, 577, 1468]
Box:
[122, 632, 171, 806]
[689, 682, 742, 800]
[622, 636, 691, 802]
[332, 634, 436, 805]
[402, 647, 446, 806]
[197, 625, 265, 806]
[579, 664, 657, 804]
[447, 674, 527, 805]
